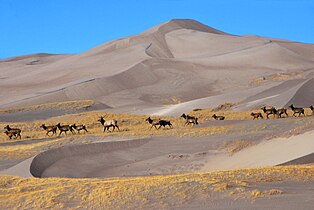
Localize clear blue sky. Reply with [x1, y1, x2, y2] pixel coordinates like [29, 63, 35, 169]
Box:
[1, 0, 313, 59]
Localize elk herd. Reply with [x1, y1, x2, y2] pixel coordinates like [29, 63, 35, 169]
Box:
[2, 104, 314, 140]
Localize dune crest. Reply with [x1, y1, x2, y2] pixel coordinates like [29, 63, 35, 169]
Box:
[0, 19, 313, 113]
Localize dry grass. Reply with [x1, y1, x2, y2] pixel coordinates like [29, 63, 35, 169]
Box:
[0, 111, 231, 160]
[0, 165, 313, 209]
[189, 108, 258, 121]
[163, 96, 182, 105]
[222, 140, 252, 154]
[249, 71, 306, 87]
[251, 189, 283, 199]
[189, 107, 313, 121]
[0, 100, 95, 114]
[1, 106, 313, 160]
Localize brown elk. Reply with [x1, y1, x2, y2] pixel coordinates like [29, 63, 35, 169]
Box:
[145, 117, 173, 129]
[4, 125, 21, 139]
[180, 113, 198, 126]
[212, 114, 225, 120]
[40, 124, 57, 136]
[4, 130, 21, 140]
[289, 104, 305, 117]
[98, 116, 120, 132]
[261, 106, 277, 119]
[250, 112, 263, 120]
[56, 123, 75, 136]
[277, 108, 288, 118]
[70, 124, 88, 134]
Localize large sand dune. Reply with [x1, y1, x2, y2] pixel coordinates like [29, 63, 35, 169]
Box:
[1, 19, 313, 114]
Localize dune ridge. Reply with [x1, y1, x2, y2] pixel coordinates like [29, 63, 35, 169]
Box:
[1, 19, 313, 113]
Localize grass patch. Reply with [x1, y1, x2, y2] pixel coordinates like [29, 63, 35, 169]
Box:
[0, 100, 95, 114]
[0, 165, 312, 209]
[222, 140, 252, 154]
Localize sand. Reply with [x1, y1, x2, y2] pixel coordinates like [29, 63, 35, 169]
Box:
[202, 130, 314, 171]
[0, 19, 313, 113]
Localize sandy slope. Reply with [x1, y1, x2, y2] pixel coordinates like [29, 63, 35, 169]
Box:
[0, 19, 313, 113]
[202, 130, 314, 171]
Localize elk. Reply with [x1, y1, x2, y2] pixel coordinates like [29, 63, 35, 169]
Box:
[250, 112, 263, 120]
[98, 116, 120, 132]
[4, 125, 21, 139]
[56, 123, 75, 136]
[277, 108, 288, 118]
[4, 130, 21, 140]
[40, 124, 57, 136]
[310, 105, 314, 115]
[180, 113, 198, 126]
[261, 106, 277, 119]
[70, 124, 88, 134]
[212, 114, 225, 120]
[289, 104, 305, 117]
[145, 117, 159, 129]
[145, 117, 173, 129]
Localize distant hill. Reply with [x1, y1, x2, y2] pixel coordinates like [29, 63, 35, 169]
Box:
[1, 19, 313, 115]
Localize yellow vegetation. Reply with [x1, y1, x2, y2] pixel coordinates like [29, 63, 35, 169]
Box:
[0, 100, 95, 114]
[0, 111, 232, 160]
[222, 140, 252, 154]
[1, 106, 314, 160]
[0, 166, 312, 209]
[249, 71, 306, 87]
[164, 96, 182, 105]
[189, 107, 313, 121]
[251, 189, 283, 199]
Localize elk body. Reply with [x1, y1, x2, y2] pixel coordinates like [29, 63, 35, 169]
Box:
[71, 124, 88, 134]
[289, 104, 305, 117]
[310, 105, 314, 115]
[4, 130, 21, 140]
[4, 125, 21, 139]
[145, 117, 173, 129]
[98, 116, 120, 132]
[261, 106, 277, 119]
[56, 123, 75, 136]
[212, 114, 225, 120]
[180, 113, 198, 126]
[250, 112, 263, 120]
[40, 124, 57, 136]
[277, 108, 288, 118]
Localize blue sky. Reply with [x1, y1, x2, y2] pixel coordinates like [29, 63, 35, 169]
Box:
[1, 0, 313, 59]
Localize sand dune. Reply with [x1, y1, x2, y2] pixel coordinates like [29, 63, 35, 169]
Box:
[0, 19, 313, 113]
[202, 130, 314, 171]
